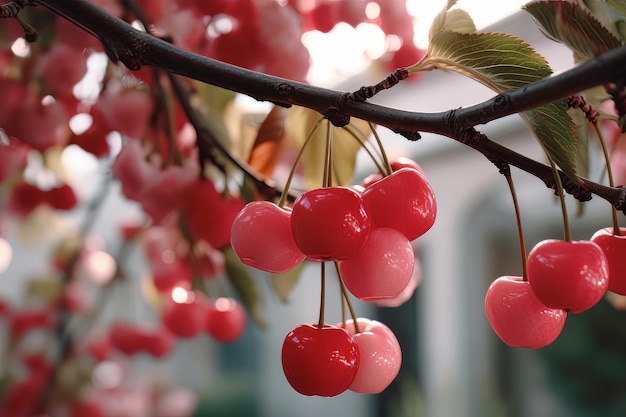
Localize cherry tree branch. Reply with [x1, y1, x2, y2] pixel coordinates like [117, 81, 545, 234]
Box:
[31, 0, 626, 211]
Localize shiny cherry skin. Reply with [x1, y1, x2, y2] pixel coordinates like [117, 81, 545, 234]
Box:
[339, 227, 414, 300]
[230, 201, 305, 273]
[590, 227, 626, 295]
[206, 297, 247, 343]
[281, 323, 360, 397]
[361, 168, 436, 241]
[527, 239, 609, 313]
[338, 318, 401, 393]
[290, 187, 371, 261]
[485, 276, 566, 348]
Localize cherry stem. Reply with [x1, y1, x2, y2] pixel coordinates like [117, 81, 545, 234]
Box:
[593, 119, 621, 236]
[549, 156, 572, 242]
[323, 120, 333, 188]
[277, 117, 324, 207]
[334, 262, 360, 334]
[369, 122, 393, 176]
[342, 124, 387, 176]
[318, 262, 326, 329]
[504, 168, 528, 280]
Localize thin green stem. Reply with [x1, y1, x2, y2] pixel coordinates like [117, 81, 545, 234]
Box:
[369, 122, 393, 176]
[593, 121, 622, 235]
[342, 125, 387, 175]
[318, 262, 326, 328]
[334, 262, 360, 334]
[549, 156, 572, 242]
[323, 120, 333, 188]
[504, 169, 528, 280]
[277, 117, 324, 207]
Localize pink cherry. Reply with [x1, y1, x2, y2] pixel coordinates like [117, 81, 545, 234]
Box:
[485, 275, 566, 348]
[338, 318, 401, 393]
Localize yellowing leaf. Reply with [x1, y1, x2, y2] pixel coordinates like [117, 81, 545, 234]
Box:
[285, 106, 370, 190]
[224, 247, 266, 328]
[269, 262, 306, 303]
[429, 0, 477, 42]
[247, 106, 288, 178]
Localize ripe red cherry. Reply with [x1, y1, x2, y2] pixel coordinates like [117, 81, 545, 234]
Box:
[290, 187, 371, 261]
[590, 227, 626, 295]
[485, 276, 566, 348]
[206, 297, 247, 343]
[338, 318, 401, 393]
[339, 227, 414, 300]
[362, 168, 436, 241]
[161, 290, 207, 338]
[230, 201, 305, 273]
[527, 239, 609, 313]
[281, 323, 360, 397]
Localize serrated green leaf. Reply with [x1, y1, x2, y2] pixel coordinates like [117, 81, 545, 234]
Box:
[269, 261, 306, 303]
[410, 31, 579, 179]
[582, 0, 626, 41]
[224, 248, 266, 328]
[607, 0, 626, 17]
[523, 102, 579, 180]
[524, 1, 623, 62]
[412, 31, 552, 88]
[429, 1, 476, 41]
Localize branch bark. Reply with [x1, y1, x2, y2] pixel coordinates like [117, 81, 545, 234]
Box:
[32, 0, 626, 211]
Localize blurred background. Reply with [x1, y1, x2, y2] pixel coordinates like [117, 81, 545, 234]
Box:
[2, 1, 626, 417]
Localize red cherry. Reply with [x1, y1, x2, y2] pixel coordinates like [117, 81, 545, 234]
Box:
[68, 400, 105, 417]
[290, 187, 371, 261]
[281, 323, 360, 397]
[590, 227, 626, 295]
[161, 290, 207, 338]
[485, 276, 566, 348]
[206, 297, 247, 343]
[109, 322, 145, 356]
[339, 227, 414, 300]
[142, 327, 177, 358]
[230, 201, 305, 273]
[183, 179, 245, 250]
[375, 257, 422, 307]
[362, 168, 436, 241]
[338, 318, 401, 393]
[527, 239, 609, 313]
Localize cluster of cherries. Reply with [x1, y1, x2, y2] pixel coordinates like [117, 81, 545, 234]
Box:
[230, 158, 436, 395]
[484, 227, 626, 349]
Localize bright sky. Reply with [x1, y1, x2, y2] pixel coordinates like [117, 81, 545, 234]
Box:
[304, 0, 531, 86]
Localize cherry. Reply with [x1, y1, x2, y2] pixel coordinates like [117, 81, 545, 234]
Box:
[375, 258, 421, 307]
[142, 327, 177, 358]
[183, 179, 245, 250]
[109, 322, 145, 356]
[281, 323, 360, 397]
[362, 168, 436, 241]
[230, 201, 305, 273]
[290, 187, 371, 261]
[590, 227, 626, 295]
[161, 289, 207, 338]
[206, 297, 247, 343]
[527, 239, 609, 313]
[485, 276, 567, 348]
[339, 227, 414, 300]
[338, 318, 401, 393]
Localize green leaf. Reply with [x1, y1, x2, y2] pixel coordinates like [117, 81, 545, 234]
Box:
[412, 31, 552, 89]
[269, 261, 306, 303]
[224, 247, 266, 328]
[582, 0, 626, 41]
[607, 0, 626, 17]
[410, 30, 580, 179]
[524, 1, 623, 62]
[523, 102, 579, 181]
[429, 0, 476, 41]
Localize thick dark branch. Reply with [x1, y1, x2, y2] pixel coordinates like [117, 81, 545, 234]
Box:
[33, 0, 626, 211]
